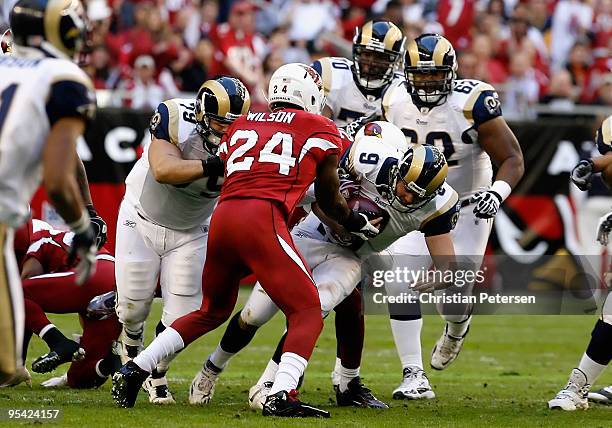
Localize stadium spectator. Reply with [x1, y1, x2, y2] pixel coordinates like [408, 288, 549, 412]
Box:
[86, 45, 121, 90]
[183, 0, 219, 50]
[283, 0, 340, 51]
[179, 39, 213, 92]
[437, 0, 474, 50]
[502, 51, 541, 120]
[593, 73, 612, 106]
[120, 55, 166, 109]
[470, 33, 508, 84]
[541, 69, 577, 112]
[550, 0, 593, 72]
[565, 41, 592, 96]
[209, 0, 265, 99]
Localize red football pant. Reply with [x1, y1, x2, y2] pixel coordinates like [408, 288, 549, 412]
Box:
[172, 199, 323, 360]
[22, 259, 121, 388]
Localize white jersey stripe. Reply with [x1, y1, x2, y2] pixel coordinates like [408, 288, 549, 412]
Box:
[299, 138, 338, 162]
[276, 234, 315, 285]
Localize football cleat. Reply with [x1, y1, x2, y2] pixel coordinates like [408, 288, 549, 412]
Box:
[392, 366, 436, 400]
[189, 360, 222, 405]
[111, 361, 150, 408]
[0, 367, 32, 388]
[32, 340, 85, 374]
[118, 330, 144, 365]
[249, 381, 273, 410]
[588, 386, 612, 404]
[430, 324, 469, 370]
[143, 374, 175, 405]
[548, 368, 590, 411]
[262, 390, 330, 418]
[335, 377, 388, 408]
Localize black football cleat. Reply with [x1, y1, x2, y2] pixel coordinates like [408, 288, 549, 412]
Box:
[112, 361, 150, 408]
[336, 377, 388, 409]
[32, 339, 85, 374]
[262, 390, 330, 418]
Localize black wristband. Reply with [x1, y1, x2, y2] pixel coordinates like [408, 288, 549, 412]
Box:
[339, 210, 366, 232]
[201, 156, 224, 178]
[489, 191, 503, 203]
[85, 204, 97, 218]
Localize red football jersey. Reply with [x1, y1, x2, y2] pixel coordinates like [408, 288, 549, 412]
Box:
[14, 219, 54, 270]
[219, 108, 342, 217]
[25, 229, 74, 273]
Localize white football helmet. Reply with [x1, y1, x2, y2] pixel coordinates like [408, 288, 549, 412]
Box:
[355, 121, 408, 153]
[267, 63, 326, 115]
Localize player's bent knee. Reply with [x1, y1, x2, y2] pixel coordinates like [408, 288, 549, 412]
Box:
[115, 297, 152, 326]
[318, 282, 349, 314]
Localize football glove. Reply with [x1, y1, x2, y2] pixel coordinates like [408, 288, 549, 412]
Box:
[471, 190, 502, 219]
[86, 205, 107, 249]
[201, 156, 224, 177]
[596, 210, 612, 246]
[341, 210, 380, 241]
[571, 159, 594, 191]
[68, 224, 97, 285]
[41, 374, 68, 388]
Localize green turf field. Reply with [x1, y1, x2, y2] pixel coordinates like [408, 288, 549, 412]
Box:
[1, 290, 610, 427]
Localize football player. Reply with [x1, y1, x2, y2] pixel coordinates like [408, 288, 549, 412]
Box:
[312, 20, 405, 129]
[114, 76, 250, 404]
[0, 219, 121, 389]
[548, 116, 612, 410]
[382, 33, 524, 399]
[0, 0, 98, 384]
[186, 122, 461, 410]
[111, 63, 379, 417]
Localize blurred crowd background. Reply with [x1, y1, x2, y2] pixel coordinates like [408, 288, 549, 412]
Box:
[75, 0, 611, 118]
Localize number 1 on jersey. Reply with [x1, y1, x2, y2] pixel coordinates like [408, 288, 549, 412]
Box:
[0, 84, 18, 132]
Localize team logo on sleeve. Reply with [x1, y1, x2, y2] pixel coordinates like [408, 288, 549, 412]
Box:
[484, 94, 501, 116]
[364, 122, 383, 138]
[149, 112, 161, 132]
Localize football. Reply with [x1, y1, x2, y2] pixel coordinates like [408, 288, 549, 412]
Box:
[346, 194, 390, 230]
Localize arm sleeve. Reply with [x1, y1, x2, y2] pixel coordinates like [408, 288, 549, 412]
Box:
[45, 80, 96, 126]
[149, 102, 172, 142]
[420, 199, 461, 237]
[471, 90, 503, 128]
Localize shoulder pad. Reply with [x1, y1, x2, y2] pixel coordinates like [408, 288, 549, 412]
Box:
[45, 61, 96, 125]
[382, 79, 407, 119]
[452, 80, 502, 126]
[150, 98, 195, 145]
[419, 185, 460, 237]
[596, 116, 612, 155]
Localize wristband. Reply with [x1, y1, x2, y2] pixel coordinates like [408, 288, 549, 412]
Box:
[490, 180, 512, 203]
[68, 210, 91, 234]
[85, 204, 97, 218]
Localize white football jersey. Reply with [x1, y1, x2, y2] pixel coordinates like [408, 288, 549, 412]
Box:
[383, 79, 503, 200]
[124, 98, 221, 230]
[0, 54, 95, 227]
[294, 132, 460, 258]
[312, 57, 399, 127]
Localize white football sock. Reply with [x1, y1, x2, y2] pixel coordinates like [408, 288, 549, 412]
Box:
[269, 352, 307, 395]
[133, 327, 184, 373]
[339, 365, 360, 392]
[257, 359, 279, 385]
[208, 345, 234, 370]
[155, 353, 177, 374]
[445, 315, 471, 338]
[390, 318, 423, 369]
[578, 353, 607, 385]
